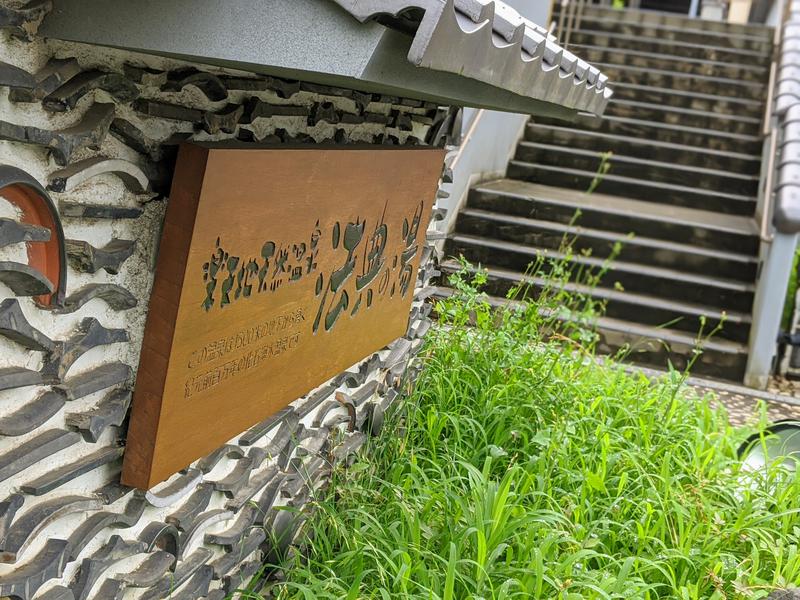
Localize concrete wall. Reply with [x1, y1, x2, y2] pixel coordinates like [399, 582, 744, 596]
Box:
[434, 1, 551, 237]
[0, 2, 448, 597]
[505, 0, 553, 26]
[436, 109, 527, 236]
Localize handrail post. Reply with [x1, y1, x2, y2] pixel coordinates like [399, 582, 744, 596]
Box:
[563, 0, 579, 47]
[575, 0, 586, 35]
[759, 130, 778, 243]
[757, 0, 787, 242]
[557, 0, 568, 39]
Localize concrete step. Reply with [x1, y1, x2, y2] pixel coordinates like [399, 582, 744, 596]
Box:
[532, 113, 764, 155]
[570, 16, 772, 52]
[506, 160, 756, 215]
[524, 123, 762, 174]
[638, 0, 695, 13]
[445, 234, 755, 329]
[570, 44, 770, 83]
[514, 141, 759, 196]
[594, 62, 766, 101]
[593, 315, 748, 381]
[467, 180, 760, 254]
[570, 5, 774, 38]
[430, 284, 749, 381]
[454, 208, 759, 281]
[569, 30, 772, 66]
[604, 99, 761, 136]
[438, 260, 751, 343]
[608, 82, 764, 118]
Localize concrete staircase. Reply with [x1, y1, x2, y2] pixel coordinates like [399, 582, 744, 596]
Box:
[442, 6, 775, 381]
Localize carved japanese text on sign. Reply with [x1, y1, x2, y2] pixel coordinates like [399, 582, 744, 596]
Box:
[121, 144, 444, 489]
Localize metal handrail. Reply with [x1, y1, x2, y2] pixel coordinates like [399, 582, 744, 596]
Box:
[760, 132, 779, 242]
[556, 0, 586, 47]
[556, 0, 567, 40]
[564, 0, 578, 46]
[574, 0, 586, 32]
[762, 0, 786, 134]
[764, 61, 777, 137]
[758, 0, 789, 242]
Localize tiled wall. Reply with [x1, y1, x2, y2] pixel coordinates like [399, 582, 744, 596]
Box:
[0, 2, 453, 598]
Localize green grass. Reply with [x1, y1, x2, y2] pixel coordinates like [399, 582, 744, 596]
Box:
[246, 264, 800, 600]
[781, 245, 800, 331]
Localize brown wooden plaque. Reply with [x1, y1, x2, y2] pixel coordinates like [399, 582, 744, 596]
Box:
[121, 143, 445, 489]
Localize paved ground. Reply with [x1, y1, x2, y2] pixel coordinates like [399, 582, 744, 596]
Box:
[768, 375, 800, 398]
[626, 364, 800, 426]
[686, 376, 800, 426]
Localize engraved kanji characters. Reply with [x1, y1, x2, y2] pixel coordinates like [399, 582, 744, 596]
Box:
[202, 238, 226, 312]
[313, 220, 365, 333]
[236, 259, 259, 299]
[219, 254, 240, 308]
[271, 246, 289, 291]
[257, 241, 276, 293]
[306, 220, 320, 275]
[290, 243, 306, 281]
[351, 213, 388, 314]
[397, 201, 424, 297]
[201, 205, 424, 315]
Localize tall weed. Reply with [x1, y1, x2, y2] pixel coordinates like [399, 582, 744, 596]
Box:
[248, 261, 800, 600]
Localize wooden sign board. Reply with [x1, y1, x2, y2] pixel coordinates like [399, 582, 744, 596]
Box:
[121, 143, 444, 489]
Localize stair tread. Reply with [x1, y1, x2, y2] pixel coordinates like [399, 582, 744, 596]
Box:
[472, 179, 759, 238]
[558, 114, 763, 143]
[610, 81, 764, 108]
[573, 28, 772, 59]
[459, 208, 759, 262]
[594, 61, 764, 88]
[518, 140, 760, 182]
[439, 259, 751, 323]
[569, 44, 771, 72]
[449, 11, 767, 380]
[596, 314, 748, 354]
[450, 233, 756, 292]
[609, 98, 762, 125]
[573, 17, 773, 44]
[430, 284, 749, 354]
[525, 123, 761, 161]
[572, 5, 774, 37]
[508, 160, 757, 202]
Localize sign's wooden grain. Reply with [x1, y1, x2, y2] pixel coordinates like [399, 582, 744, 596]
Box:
[121, 144, 444, 489]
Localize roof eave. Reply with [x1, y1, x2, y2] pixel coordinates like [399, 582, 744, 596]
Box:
[39, 0, 611, 116]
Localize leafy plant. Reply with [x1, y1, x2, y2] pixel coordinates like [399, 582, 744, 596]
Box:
[781, 244, 800, 331]
[240, 261, 800, 600]
[587, 151, 614, 195]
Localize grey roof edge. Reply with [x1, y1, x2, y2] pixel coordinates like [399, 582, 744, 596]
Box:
[330, 0, 613, 115]
[37, 0, 602, 117]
